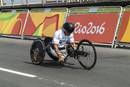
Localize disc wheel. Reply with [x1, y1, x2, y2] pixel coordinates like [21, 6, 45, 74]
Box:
[76, 39, 97, 70]
[30, 40, 45, 65]
[44, 37, 58, 61]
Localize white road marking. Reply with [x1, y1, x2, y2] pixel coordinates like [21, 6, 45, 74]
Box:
[0, 67, 37, 78]
[0, 67, 77, 87]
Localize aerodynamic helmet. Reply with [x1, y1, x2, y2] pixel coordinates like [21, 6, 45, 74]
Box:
[63, 22, 75, 34]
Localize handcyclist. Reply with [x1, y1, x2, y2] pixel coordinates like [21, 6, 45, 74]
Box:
[52, 22, 76, 63]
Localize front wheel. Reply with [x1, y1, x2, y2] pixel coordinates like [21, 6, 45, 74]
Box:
[76, 39, 97, 70]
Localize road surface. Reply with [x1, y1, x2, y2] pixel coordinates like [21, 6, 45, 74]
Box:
[0, 37, 130, 87]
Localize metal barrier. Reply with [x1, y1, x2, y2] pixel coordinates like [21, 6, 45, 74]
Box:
[0, 4, 129, 48]
[0, 8, 68, 39]
[117, 5, 130, 44]
[67, 6, 122, 48]
[0, 9, 29, 37]
[0, 6, 122, 47]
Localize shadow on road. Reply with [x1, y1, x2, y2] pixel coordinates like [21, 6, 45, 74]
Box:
[24, 60, 84, 70]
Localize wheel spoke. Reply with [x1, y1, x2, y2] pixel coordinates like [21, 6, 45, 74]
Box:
[33, 48, 39, 61]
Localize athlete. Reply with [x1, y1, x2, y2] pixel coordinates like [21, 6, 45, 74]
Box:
[52, 22, 75, 63]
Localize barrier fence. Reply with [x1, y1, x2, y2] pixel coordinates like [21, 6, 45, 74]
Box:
[67, 7, 121, 46]
[0, 10, 28, 36]
[0, 8, 67, 38]
[0, 6, 130, 48]
[24, 8, 67, 37]
[117, 6, 130, 43]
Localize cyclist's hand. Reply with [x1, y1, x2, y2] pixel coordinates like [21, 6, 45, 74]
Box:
[71, 43, 77, 50]
[58, 52, 64, 58]
[58, 53, 64, 63]
[53, 44, 65, 63]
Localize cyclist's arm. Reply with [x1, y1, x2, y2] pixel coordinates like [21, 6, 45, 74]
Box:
[70, 33, 76, 49]
[53, 30, 63, 57]
[53, 44, 63, 57]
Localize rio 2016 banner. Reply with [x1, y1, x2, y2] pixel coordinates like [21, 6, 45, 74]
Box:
[24, 12, 66, 37]
[67, 13, 119, 43]
[0, 12, 27, 35]
[118, 11, 130, 43]
[0, 11, 66, 37]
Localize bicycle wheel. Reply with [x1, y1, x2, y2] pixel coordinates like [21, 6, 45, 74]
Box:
[30, 39, 45, 65]
[44, 37, 58, 61]
[76, 39, 97, 70]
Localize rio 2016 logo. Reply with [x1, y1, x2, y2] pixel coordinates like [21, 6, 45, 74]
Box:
[74, 22, 106, 35]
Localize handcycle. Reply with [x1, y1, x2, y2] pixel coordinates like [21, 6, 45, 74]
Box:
[30, 37, 97, 70]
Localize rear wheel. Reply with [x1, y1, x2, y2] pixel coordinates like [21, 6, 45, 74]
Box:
[46, 46, 58, 61]
[30, 39, 45, 65]
[76, 39, 97, 70]
[44, 37, 58, 61]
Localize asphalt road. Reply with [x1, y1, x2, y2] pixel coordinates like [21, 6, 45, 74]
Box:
[0, 37, 130, 87]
